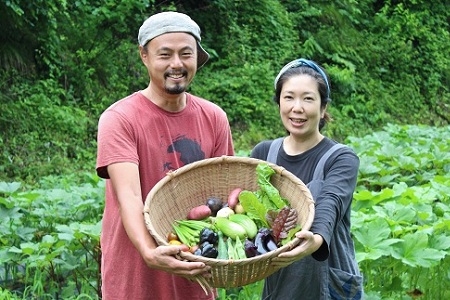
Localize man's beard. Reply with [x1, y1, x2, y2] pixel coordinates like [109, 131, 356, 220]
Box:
[164, 70, 188, 94]
[165, 83, 186, 94]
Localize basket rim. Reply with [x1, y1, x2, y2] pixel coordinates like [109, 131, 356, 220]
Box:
[178, 234, 307, 265]
[143, 155, 315, 263]
[144, 155, 312, 210]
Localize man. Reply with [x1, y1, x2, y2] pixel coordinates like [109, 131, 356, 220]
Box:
[96, 11, 234, 299]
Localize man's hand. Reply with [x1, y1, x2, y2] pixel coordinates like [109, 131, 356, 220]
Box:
[142, 245, 212, 280]
[107, 162, 211, 280]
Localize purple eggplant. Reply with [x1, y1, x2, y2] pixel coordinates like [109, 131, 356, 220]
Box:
[200, 241, 218, 258]
[264, 237, 278, 252]
[206, 197, 223, 216]
[254, 233, 268, 254]
[199, 227, 218, 244]
[244, 239, 258, 258]
[254, 228, 278, 255]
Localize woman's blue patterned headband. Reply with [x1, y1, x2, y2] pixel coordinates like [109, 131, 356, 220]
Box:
[274, 58, 330, 100]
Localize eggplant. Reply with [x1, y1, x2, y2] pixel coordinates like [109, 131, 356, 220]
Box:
[199, 227, 219, 245]
[264, 237, 278, 252]
[206, 197, 223, 216]
[254, 232, 268, 254]
[193, 248, 202, 256]
[200, 242, 218, 258]
[254, 228, 278, 254]
[244, 239, 258, 258]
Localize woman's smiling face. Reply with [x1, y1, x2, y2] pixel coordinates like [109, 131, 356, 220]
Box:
[279, 74, 325, 140]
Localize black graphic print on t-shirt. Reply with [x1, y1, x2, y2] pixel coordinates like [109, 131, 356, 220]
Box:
[163, 135, 205, 171]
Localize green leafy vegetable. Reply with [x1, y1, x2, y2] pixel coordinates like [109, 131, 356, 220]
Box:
[281, 225, 302, 246]
[254, 190, 277, 211]
[238, 190, 270, 228]
[256, 164, 288, 209]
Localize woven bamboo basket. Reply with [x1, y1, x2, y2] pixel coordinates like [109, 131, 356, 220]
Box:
[143, 156, 314, 293]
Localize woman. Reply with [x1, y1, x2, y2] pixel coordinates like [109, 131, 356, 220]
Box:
[250, 58, 363, 299]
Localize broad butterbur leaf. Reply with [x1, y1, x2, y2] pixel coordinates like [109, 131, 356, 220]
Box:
[391, 232, 447, 268]
[352, 218, 401, 262]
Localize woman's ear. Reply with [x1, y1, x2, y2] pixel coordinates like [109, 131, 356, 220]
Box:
[320, 104, 328, 118]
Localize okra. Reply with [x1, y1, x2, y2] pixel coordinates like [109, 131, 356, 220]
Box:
[234, 237, 247, 260]
[217, 231, 228, 260]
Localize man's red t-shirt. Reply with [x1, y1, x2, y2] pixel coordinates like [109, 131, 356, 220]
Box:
[96, 92, 234, 299]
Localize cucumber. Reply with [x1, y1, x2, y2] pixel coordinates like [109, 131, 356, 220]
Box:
[215, 217, 247, 240]
[229, 214, 258, 239]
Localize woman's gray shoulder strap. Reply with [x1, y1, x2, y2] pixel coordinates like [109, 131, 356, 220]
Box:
[312, 143, 347, 180]
[267, 139, 348, 181]
[266, 137, 284, 164]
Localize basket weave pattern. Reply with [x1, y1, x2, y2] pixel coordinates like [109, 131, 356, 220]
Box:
[144, 156, 314, 289]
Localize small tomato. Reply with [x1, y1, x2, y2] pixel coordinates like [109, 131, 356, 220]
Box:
[168, 240, 182, 245]
[167, 232, 179, 242]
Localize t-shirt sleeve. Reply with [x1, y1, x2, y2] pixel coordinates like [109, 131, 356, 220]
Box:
[96, 110, 139, 179]
[214, 110, 235, 157]
[250, 140, 271, 160]
[310, 148, 360, 261]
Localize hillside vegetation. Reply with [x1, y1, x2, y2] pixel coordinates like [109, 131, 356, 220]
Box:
[0, 0, 449, 182]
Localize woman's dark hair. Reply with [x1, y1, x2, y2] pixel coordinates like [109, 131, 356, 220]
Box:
[273, 63, 332, 131]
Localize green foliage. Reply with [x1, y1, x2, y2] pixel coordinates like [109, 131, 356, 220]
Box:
[1, 125, 449, 299]
[191, 62, 283, 136]
[0, 77, 95, 183]
[350, 124, 450, 299]
[231, 121, 284, 154]
[281, 0, 450, 135]
[352, 1, 450, 127]
[217, 281, 263, 300]
[0, 0, 154, 182]
[350, 124, 450, 189]
[0, 174, 104, 299]
[188, 0, 297, 143]
[1, 0, 449, 184]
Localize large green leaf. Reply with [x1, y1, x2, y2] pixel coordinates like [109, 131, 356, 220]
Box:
[391, 232, 447, 268]
[353, 218, 401, 262]
[0, 182, 21, 194]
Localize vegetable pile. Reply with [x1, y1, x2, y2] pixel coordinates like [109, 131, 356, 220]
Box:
[167, 163, 302, 259]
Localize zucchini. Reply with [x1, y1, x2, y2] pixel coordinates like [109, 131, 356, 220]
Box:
[215, 217, 247, 240]
[229, 214, 258, 239]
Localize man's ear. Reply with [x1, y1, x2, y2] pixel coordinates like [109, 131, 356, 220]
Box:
[139, 45, 148, 64]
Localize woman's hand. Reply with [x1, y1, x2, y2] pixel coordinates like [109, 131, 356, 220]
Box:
[270, 230, 323, 268]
